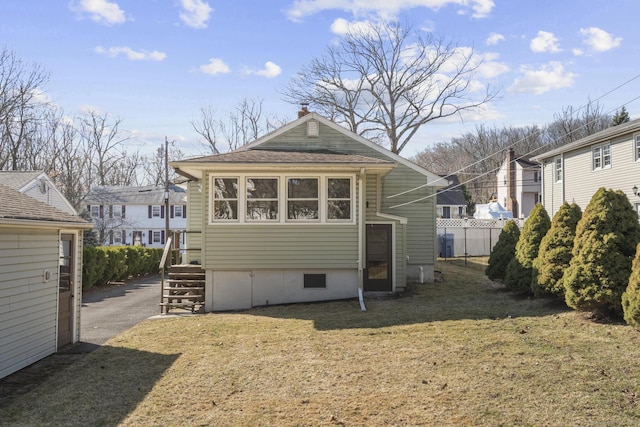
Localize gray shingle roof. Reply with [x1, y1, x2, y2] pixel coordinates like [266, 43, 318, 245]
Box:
[83, 184, 187, 205]
[180, 149, 394, 165]
[0, 184, 89, 225]
[436, 175, 467, 206]
[0, 171, 43, 190]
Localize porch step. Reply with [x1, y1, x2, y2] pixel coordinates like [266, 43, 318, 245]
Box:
[161, 264, 206, 314]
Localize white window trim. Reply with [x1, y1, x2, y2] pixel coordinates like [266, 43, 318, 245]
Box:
[152, 205, 161, 218]
[592, 143, 611, 171]
[209, 173, 356, 225]
[326, 176, 354, 222]
[174, 205, 183, 217]
[554, 156, 563, 183]
[634, 133, 640, 162]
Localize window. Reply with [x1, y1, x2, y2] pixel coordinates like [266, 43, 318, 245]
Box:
[327, 178, 351, 220]
[246, 178, 278, 221]
[593, 144, 611, 170]
[304, 274, 326, 288]
[213, 177, 239, 220]
[554, 157, 562, 182]
[113, 230, 122, 244]
[458, 206, 464, 217]
[112, 205, 122, 218]
[533, 171, 539, 182]
[635, 134, 640, 161]
[152, 205, 161, 217]
[153, 231, 162, 244]
[91, 205, 100, 218]
[442, 206, 451, 218]
[174, 205, 183, 217]
[287, 178, 319, 220]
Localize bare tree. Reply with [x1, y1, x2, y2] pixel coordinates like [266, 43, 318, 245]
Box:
[281, 21, 496, 154]
[142, 140, 185, 186]
[0, 48, 50, 170]
[192, 98, 286, 153]
[79, 110, 130, 186]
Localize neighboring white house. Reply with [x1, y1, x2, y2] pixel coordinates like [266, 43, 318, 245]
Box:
[83, 184, 187, 248]
[531, 118, 640, 217]
[436, 175, 467, 218]
[0, 171, 77, 215]
[496, 148, 541, 218]
[0, 184, 92, 379]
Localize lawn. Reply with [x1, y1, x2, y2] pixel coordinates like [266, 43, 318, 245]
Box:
[2, 258, 639, 426]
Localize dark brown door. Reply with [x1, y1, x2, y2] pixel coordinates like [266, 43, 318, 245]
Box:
[58, 234, 74, 348]
[364, 224, 392, 292]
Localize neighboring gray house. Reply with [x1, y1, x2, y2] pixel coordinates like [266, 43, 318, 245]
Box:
[0, 184, 91, 380]
[532, 118, 640, 217]
[0, 171, 77, 215]
[436, 175, 467, 218]
[496, 149, 541, 218]
[171, 109, 443, 311]
[83, 184, 187, 248]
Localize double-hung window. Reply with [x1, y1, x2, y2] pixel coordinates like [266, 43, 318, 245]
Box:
[635, 134, 640, 161]
[327, 178, 351, 220]
[554, 157, 562, 182]
[287, 178, 319, 220]
[213, 177, 239, 220]
[246, 178, 278, 221]
[593, 144, 611, 170]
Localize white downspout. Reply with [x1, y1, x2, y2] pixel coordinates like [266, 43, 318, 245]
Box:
[358, 168, 366, 311]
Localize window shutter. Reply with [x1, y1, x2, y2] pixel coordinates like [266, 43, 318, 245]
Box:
[161, 230, 165, 244]
[122, 205, 126, 218]
[100, 205, 104, 218]
[109, 205, 113, 218]
[161, 206, 165, 219]
[148, 206, 152, 218]
[148, 230, 152, 245]
[183, 205, 187, 216]
[122, 230, 126, 245]
[109, 230, 113, 245]
[87, 205, 91, 214]
[170, 206, 174, 218]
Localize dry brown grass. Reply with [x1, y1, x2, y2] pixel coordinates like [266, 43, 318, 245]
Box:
[2, 257, 640, 426]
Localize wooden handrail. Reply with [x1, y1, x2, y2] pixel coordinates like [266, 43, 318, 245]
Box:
[159, 237, 173, 273]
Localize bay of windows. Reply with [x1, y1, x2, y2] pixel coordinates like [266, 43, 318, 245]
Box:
[211, 175, 353, 223]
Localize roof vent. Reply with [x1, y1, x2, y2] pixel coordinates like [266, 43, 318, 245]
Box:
[307, 120, 319, 137]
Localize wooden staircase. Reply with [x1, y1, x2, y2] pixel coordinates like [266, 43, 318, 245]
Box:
[160, 265, 205, 313]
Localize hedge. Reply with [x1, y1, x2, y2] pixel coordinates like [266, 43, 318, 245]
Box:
[82, 246, 164, 290]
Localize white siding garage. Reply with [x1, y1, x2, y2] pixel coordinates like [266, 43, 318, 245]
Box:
[0, 184, 91, 379]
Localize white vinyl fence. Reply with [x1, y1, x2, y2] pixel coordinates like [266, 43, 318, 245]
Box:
[436, 218, 525, 258]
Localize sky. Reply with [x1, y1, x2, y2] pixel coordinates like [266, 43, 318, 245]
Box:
[2, 0, 639, 159]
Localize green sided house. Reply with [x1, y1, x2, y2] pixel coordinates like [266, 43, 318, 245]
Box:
[0, 184, 92, 379]
[171, 111, 443, 311]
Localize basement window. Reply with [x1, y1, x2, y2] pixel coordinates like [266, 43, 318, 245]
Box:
[304, 273, 326, 288]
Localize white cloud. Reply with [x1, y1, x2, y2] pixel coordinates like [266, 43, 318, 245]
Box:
[579, 27, 622, 52]
[530, 31, 561, 53]
[330, 18, 377, 36]
[242, 61, 283, 78]
[508, 62, 576, 95]
[70, 0, 126, 25]
[179, 0, 213, 29]
[199, 58, 231, 75]
[476, 53, 509, 79]
[485, 32, 504, 46]
[95, 46, 167, 61]
[286, 0, 495, 22]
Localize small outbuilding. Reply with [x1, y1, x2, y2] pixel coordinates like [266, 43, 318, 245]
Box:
[0, 184, 92, 379]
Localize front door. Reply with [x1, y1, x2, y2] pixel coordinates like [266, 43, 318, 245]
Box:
[364, 224, 393, 292]
[58, 234, 74, 348]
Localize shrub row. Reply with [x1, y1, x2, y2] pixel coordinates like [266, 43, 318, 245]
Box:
[82, 246, 164, 290]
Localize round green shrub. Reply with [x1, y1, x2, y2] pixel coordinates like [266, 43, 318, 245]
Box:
[622, 243, 640, 327]
[533, 202, 582, 297]
[486, 219, 520, 281]
[563, 188, 640, 315]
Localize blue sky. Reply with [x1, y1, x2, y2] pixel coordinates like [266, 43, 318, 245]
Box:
[2, 0, 639, 158]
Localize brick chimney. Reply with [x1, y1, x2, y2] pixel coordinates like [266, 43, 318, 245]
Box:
[505, 148, 519, 216]
[298, 102, 310, 118]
